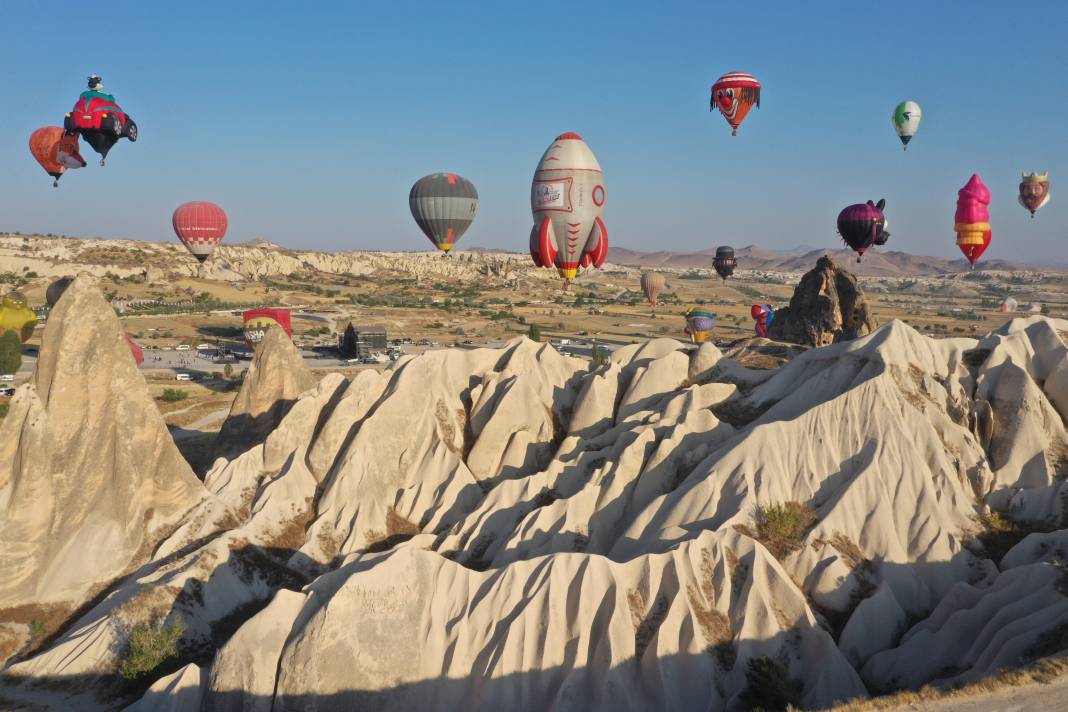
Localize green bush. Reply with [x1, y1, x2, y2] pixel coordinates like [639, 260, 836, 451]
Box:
[0, 331, 22, 375]
[739, 656, 802, 711]
[159, 388, 188, 403]
[0, 402, 9, 419]
[527, 324, 541, 342]
[591, 343, 610, 367]
[754, 501, 817, 559]
[120, 618, 186, 680]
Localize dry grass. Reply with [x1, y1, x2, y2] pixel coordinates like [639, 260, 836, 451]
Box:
[627, 589, 670, 661]
[821, 656, 1068, 711]
[749, 501, 819, 560]
[364, 507, 422, 553]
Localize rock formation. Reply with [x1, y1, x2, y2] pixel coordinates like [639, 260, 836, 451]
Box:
[214, 325, 317, 460]
[0, 276, 227, 631]
[4, 277, 1068, 711]
[768, 255, 877, 346]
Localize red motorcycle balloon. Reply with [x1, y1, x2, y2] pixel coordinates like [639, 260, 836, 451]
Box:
[173, 202, 228, 263]
[710, 72, 761, 136]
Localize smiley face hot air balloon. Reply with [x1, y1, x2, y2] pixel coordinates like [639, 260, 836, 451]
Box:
[29, 127, 86, 187]
[892, 100, 922, 150]
[713, 246, 737, 281]
[409, 173, 479, 254]
[640, 272, 666, 305]
[710, 72, 761, 136]
[684, 308, 715, 343]
[529, 132, 608, 287]
[837, 200, 888, 262]
[173, 202, 228, 263]
[955, 175, 991, 269]
[1019, 172, 1050, 219]
[0, 292, 38, 343]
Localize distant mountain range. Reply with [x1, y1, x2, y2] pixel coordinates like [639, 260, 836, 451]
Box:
[607, 244, 1050, 277]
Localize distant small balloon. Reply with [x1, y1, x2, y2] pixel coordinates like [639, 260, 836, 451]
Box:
[684, 308, 715, 343]
[640, 272, 666, 305]
[173, 202, 228, 263]
[1018, 172, 1050, 219]
[409, 173, 479, 254]
[713, 246, 736, 281]
[892, 100, 922, 150]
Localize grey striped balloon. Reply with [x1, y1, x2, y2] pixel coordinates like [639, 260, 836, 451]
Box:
[409, 173, 479, 253]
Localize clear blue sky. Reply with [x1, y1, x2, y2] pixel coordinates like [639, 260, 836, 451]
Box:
[2, 1, 1065, 262]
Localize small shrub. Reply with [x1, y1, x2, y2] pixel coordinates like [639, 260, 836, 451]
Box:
[159, 388, 188, 403]
[0, 402, 9, 419]
[754, 501, 817, 559]
[591, 343, 610, 367]
[119, 618, 185, 680]
[527, 324, 541, 342]
[739, 656, 802, 711]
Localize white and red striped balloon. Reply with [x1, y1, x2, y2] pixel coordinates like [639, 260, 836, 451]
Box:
[172, 201, 228, 263]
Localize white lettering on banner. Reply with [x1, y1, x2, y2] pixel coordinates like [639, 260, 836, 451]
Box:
[535, 182, 565, 209]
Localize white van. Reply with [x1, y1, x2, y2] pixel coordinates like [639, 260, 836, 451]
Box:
[0, 374, 14, 383]
[176, 344, 191, 351]
[175, 373, 192, 381]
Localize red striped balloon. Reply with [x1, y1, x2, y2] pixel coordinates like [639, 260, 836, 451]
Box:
[172, 201, 228, 263]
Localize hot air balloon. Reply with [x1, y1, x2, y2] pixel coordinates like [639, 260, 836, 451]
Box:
[713, 246, 736, 281]
[529, 132, 608, 288]
[751, 304, 774, 338]
[45, 277, 75, 309]
[29, 127, 86, 187]
[955, 175, 991, 269]
[0, 292, 38, 343]
[892, 101, 922, 150]
[62, 75, 137, 165]
[684, 308, 715, 344]
[243, 308, 293, 347]
[640, 272, 666, 305]
[837, 200, 888, 262]
[125, 334, 144, 367]
[1019, 172, 1050, 218]
[409, 173, 479, 254]
[710, 72, 761, 136]
[173, 202, 228, 263]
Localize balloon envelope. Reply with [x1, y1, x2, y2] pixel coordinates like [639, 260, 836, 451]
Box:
[892, 100, 922, 149]
[173, 202, 228, 263]
[1019, 172, 1050, 218]
[0, 291, 38, 343]
[710, 72, 761, 136]
[837, 202, 886, 259]
[640, 272, 666, 305]
[409, 173, 479, 253]
[954, 174, 991, 267]
[29, 127, 85, 185]
[684, 308, 715, 343]
[45, 276, 75, 308]
[243, 308, 292, 347]
[713, 246, 736, 281]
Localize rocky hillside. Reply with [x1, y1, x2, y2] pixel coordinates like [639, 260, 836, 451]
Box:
[609, 244, 1040, 276]
[2, 276, 1068, 710]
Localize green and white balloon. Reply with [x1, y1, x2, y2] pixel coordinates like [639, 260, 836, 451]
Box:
[892, 100, 922, 151]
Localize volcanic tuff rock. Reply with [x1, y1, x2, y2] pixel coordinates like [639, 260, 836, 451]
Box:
[0, 275, 226, 619]
[768, 255, 877, 346]
[5, 278, 1068, 710]
[214, 325, 317, 461]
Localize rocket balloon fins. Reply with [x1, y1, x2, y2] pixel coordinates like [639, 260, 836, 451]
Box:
[587, 218, 608, 268]
[537, 216, 557, 268]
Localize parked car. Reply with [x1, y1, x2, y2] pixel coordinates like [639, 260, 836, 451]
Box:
[0, 374, 14, 383]
[0, 386, 15, 396]
[196, 344, 212, 350]
[175, 373, 192, 381]
[176, 344, 191, 351]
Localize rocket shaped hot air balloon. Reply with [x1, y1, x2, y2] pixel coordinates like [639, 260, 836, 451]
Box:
[1018, 172, 1050, 219]
[529, 132, 608, 288]
[684, 308, 715, 344]
[954, 174, 991, 269]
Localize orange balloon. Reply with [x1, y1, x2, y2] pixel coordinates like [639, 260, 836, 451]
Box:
[29, 127, 86, 187]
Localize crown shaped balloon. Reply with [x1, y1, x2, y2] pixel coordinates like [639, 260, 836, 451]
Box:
[1022, 171, 1049, 184]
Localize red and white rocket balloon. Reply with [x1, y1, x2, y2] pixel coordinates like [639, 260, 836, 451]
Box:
[529, 132, 608, 286]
